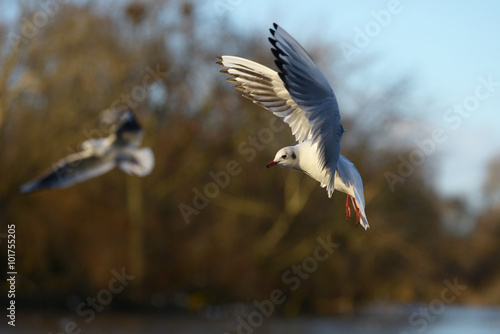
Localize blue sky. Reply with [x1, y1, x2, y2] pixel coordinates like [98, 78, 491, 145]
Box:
[209, 0, 500, 206]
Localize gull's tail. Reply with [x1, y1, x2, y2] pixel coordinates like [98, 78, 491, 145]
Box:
[118, 147, 155, 177]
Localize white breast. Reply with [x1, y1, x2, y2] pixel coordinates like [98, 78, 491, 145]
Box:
[296, 140, 331, 187]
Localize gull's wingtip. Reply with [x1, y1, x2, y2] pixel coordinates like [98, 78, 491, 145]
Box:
[269, 23, 279, 36]
[217, 56, 229, 68]
[268, 37, 277, 48]
[19, 181, 37, 194]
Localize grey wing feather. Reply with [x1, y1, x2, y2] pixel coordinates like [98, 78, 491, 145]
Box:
[20, 150, 116, 193]
[270, 23, 344, 184]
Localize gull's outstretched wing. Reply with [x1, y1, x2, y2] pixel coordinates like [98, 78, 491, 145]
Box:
[335, 154, 369, 230]
[270, 23, 344, 188]
[217, 56, 313, 143]
[19, 140, 116, 193]
[218, 23, 344, 193]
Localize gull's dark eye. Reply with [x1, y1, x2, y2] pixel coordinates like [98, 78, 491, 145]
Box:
[281, 154, 287, 159]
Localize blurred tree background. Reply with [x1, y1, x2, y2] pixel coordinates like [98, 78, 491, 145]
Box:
[1, 0, 499, 319]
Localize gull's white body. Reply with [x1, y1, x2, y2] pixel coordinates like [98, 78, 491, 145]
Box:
[273, 141, 369, 229]
[218, 23, 369, 230]
[294, 140, 330, 190]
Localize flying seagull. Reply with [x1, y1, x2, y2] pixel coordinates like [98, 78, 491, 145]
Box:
[217, 23, 369, 229]
[20, 110, 155, 193]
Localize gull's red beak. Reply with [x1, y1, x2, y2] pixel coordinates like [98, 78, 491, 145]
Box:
[265, 161, 278, 169]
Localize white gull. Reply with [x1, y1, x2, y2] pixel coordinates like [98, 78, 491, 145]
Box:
[20, 110, 154, 193]
[218, 23, 369, 229]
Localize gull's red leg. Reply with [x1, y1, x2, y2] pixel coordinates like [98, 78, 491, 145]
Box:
[346, 195, 352, 221]
[352, 198, 361, 227]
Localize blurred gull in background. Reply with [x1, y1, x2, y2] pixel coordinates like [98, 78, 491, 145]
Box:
[20, 110, 154, 193]
[218, 23, 369, 230]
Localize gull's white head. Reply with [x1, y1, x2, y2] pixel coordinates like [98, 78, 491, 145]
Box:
[266, 146, 299, 169]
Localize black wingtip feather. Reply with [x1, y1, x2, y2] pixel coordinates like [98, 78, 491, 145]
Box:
[269, 26, 288, 79]
[269, 23, 279, 37]
[270, 47, 282, 60]
[268, 37, 277, 47]
[277, 71, 286, 84]
[274, 59, 281, 70]
[274, 57, 288, 73]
